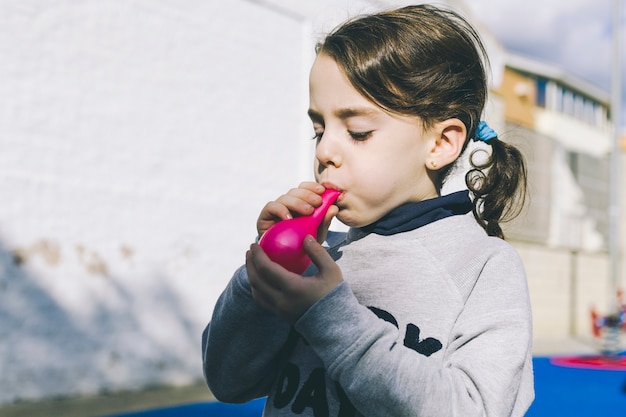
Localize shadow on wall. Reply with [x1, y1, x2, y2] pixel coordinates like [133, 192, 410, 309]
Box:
[0, 237, 207, 405]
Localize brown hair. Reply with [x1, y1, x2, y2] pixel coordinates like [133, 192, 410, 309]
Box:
[316, 4, 527, 239]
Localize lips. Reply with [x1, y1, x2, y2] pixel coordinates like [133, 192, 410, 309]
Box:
[320, 181, 340, 191]
[320, 182, 344, 206]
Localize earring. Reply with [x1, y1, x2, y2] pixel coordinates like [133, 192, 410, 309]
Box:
[430, 160, 437, 168]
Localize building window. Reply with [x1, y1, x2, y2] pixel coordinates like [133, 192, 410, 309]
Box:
[536, 77, 547, 108]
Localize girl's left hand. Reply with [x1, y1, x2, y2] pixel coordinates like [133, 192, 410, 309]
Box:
[246, 235, 343, 324]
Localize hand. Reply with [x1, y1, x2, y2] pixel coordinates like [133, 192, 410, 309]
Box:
[246, 235, 343, 324]
[257, 182, 339, 244]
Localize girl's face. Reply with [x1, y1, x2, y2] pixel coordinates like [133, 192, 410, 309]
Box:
[309, 53, 438, 228]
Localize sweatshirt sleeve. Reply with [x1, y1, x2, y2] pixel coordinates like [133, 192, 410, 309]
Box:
[293, 246, 534, 417]
[202, 265, 292, 403]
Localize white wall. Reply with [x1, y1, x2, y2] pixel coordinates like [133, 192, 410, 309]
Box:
[0, 0, 311, 403]
[2, 0, 490, 404]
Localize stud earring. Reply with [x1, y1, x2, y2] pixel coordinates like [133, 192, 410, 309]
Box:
[430, 160, 437, 168]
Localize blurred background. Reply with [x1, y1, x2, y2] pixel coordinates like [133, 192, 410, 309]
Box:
[0, 0, 624, 413]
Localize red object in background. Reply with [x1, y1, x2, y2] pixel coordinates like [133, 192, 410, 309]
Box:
[591, 308, 602, 338]
[590, 289, 626, 338]
[551, 355, 626, 371]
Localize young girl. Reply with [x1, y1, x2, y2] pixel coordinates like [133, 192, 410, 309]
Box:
[203, 5, 534, 416]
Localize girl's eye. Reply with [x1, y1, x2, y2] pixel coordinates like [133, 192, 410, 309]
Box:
[311, 131, 323, 141]
[349, 131, 373, 141]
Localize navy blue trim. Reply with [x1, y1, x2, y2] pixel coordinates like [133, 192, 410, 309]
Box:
[359, 190, 473, 236]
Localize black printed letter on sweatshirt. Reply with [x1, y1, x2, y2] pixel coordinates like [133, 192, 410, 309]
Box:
[368, 306, 442, 357]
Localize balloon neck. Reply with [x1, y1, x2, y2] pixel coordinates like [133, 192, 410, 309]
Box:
[310, 190, 340, 222]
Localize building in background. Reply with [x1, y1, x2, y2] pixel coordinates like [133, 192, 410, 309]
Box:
[501, 53, 612, 251]
[496, 53, 625, 340]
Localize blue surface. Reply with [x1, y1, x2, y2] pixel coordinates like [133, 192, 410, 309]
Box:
[105, 397, 266, 417]
[107, 356, 626, 416]
[526, 356, 626, 416]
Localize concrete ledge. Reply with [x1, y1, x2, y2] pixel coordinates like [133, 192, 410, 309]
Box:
[0, 382, 214, 417]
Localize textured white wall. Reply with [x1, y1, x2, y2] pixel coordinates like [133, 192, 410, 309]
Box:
[2, 0, 474, 404]
[0, 0, 314, 403]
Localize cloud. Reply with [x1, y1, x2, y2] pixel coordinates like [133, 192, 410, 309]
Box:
[466, 0, 625, 127]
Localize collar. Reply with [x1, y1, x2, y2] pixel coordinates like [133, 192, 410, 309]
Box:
[359, 190, 473, 236]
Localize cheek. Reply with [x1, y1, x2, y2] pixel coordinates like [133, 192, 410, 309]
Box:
[357, 160, 401, 190]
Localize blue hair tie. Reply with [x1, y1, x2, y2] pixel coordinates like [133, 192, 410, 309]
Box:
[474, 121, 497, 142]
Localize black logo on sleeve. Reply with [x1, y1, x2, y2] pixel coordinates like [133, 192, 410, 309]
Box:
[271, 307, 441, 415]
[368, 306, 442, 357]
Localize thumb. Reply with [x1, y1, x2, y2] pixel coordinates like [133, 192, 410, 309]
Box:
[317, 204, 338, 244]
[302, 235, 337, 273]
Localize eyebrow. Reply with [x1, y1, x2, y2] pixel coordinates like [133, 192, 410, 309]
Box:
[307, 107, 380, 121]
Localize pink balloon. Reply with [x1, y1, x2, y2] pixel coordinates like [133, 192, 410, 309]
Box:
[259, 189, 340, 274]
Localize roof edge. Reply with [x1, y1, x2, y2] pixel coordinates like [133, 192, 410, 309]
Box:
[505, 52, 610, 105]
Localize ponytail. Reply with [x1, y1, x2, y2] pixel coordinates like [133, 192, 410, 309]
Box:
[465, 138, 528, 239]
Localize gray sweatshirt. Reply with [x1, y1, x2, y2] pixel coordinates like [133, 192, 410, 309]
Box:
[203, 213, 534, 416]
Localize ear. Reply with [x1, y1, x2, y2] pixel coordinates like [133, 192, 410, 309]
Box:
[427, 119, 466, 170]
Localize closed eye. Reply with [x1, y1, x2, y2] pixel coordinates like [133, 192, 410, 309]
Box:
[349, 130, 373, 142]
[311, 130, 324, 142]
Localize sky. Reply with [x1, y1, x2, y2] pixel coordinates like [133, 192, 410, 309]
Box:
[464, 0, 626, 130]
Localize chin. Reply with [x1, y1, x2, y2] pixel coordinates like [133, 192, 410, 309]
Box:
[336, 212, 364, 229]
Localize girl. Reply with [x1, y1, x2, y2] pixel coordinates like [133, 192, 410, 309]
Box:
[203, 4, 534, 416]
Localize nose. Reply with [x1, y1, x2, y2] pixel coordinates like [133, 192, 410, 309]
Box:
[315, 132, 342, 170]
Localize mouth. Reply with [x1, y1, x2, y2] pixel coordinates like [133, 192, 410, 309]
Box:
[320, 182, 344, 206]
[320, 181, 339, 191]
[320, 182, 342, 195]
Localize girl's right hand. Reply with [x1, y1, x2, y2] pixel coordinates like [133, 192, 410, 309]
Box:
[256, 182, 337, 243]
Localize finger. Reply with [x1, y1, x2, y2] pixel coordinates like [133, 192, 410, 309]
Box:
[257, 202, 293, 236]
[246, 246, 277, 293]
[250, 286, 274, 312]
[298, 181, 325, 194]
[277, 189, 323, 214]
[274, 195, 316, 217]
[302, 235, 338, 273]
[318, 204, 338, 243]
[260, 186, 321, 221]
[245, 248, 261, 289]
[260, 184, 326, 232]
[246, 247, 282, 310]
[249, 244, 294, 292]
[246, 250, 264, 301]
[262, 201, 293, 221]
